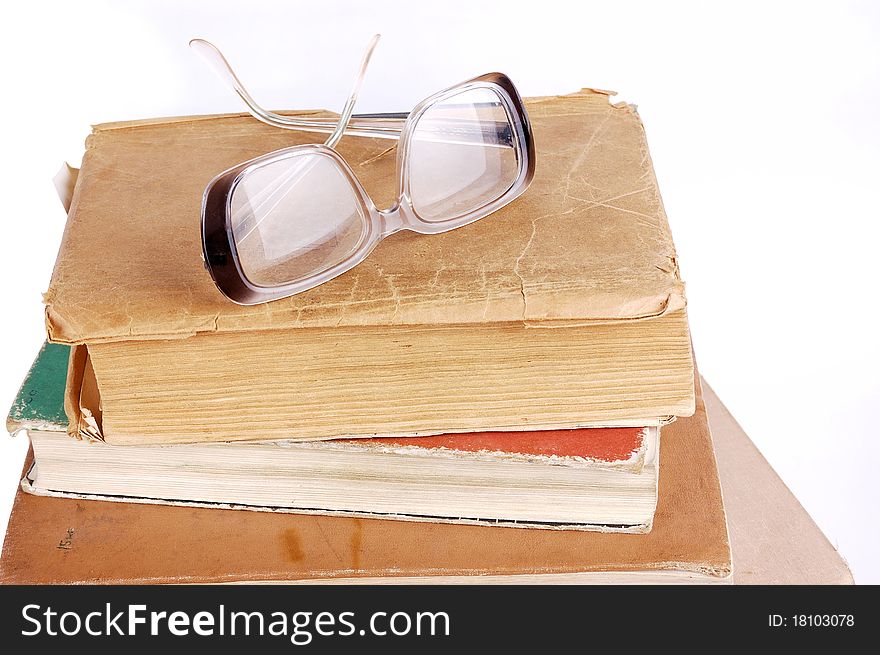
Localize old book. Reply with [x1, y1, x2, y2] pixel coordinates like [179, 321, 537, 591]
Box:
[13, 343, 658, 531]
[0, 365, 730, 584]
[25, 429, 659, 532]
[44, 89, 694, 445]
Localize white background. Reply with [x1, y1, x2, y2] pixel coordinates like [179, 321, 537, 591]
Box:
[0, 1, 877, 582]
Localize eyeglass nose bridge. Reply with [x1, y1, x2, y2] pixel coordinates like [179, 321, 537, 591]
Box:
[377, 205, 406, 238]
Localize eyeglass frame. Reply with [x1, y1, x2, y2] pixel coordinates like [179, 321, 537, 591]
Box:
[197, 40, 535, 305]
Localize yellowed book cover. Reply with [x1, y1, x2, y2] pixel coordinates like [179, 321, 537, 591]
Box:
[45, 90, 695, 444]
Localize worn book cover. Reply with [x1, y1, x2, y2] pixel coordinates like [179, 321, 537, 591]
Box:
[43, 90, 695, 444]
[46, 90, 685, 340]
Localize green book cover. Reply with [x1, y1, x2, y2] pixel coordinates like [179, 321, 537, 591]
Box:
[6, 342, 70, 434]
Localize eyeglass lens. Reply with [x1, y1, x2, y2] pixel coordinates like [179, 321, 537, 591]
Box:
[228, 86, 521, 289]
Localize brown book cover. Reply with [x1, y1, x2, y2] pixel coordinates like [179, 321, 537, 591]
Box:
[41, 90, 696, 444]
[0, 375, 729, 584]
[45, 90, 685, 342]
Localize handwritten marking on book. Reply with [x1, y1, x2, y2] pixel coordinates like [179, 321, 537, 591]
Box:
[57, 528, 75, 551]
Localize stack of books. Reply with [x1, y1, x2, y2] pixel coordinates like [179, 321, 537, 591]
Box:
[3, 88, 735, 582]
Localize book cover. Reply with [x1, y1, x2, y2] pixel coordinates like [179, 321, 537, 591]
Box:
[45, 90, 685, 343]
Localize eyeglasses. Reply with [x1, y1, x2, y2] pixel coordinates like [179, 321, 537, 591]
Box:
[193, 35, 535, 305]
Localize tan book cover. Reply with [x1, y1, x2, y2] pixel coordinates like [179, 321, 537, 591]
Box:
[46, 90, 684, 341]
[43, 90, 695, 444]
[0, 374, 729, 584]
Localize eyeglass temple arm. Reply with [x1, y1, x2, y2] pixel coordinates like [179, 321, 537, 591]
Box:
[325, 33, 380, 147]
[190, 36, 405, 142]
[191, 38, 517, 149]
